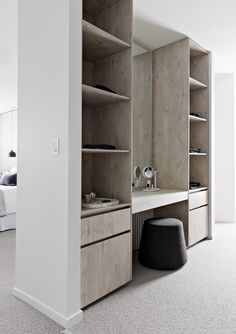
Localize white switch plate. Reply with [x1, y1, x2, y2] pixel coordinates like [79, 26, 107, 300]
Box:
[51, 139, 59, 155]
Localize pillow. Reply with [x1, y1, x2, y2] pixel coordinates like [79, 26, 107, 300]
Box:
[0, 173, 17, 186]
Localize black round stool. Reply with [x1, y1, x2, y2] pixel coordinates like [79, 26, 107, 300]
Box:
[139, 218, 187, 270]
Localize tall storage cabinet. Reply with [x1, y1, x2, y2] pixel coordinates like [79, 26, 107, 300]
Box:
[152, 38, 212, 247]
[81, 0, 133, 308]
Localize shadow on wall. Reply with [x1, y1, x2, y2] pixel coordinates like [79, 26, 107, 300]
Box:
[133, 17, 187, 50]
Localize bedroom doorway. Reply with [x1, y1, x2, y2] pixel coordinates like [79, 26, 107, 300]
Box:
[0, 108, 17, 232]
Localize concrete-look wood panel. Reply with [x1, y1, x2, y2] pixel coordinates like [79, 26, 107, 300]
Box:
[132, 189, 188, 214]
[190, 54, 210, 188]
[82, 60, 94, 86]
[133, 52, 152, 187]
[83, 20, 130, 62]
[188, 206, 208, 246]
[94, 48, 132, 98]
[152, 39, 190, 190]
[81, 208, 131, 246]
[94, 0, 133, 44]
[92, 153, 131, 203]
[81, 232, 132, 308]
[83, 0, 121, 17]
[92, 101, 132, 151]
[189, 190, 208, 210]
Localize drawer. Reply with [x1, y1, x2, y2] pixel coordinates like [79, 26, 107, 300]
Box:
[81, 232, 132, 308]
[81, 208, 131, 246]
[189, 190, 208, 210]
[188, 206, 208, 246]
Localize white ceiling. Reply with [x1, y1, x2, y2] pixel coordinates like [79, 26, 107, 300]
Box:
[133, 0, 236, 74]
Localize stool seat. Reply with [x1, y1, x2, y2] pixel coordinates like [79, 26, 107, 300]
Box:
[139, 218, 187, 270]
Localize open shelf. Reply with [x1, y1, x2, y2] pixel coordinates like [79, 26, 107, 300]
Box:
[82, 148, 130, 154]
[190, 77, 207, 89]
[83, 20, 131, 61]
[81, 203, 131, 218]
[189, 115, 207, 123]
[189, 187, 208, 194]
[190, 40, 208, 57]
[83, 0, 120, 17]
[82, 84, 129, 108]
[189, 152, 207, 156]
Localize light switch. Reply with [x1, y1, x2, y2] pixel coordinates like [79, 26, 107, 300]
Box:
[51, 139, 59, 155]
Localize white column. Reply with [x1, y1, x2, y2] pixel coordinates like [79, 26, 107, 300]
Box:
[14, 0, 82, 328]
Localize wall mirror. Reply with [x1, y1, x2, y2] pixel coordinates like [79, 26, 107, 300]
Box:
[133, 42, 153, 188]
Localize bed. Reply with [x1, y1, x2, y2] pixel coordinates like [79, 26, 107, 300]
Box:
[0, 185, 17, 231]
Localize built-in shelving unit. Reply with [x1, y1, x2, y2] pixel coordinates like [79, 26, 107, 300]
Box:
[189, 38, 210, 244]
[81, 0, 133, 309]
[152, 38, 211, 247]
[82, 84, 129, 108]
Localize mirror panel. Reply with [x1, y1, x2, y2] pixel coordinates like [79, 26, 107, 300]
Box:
[133, 43, 152, 188]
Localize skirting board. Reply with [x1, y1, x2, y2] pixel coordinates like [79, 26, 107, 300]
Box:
[12, 287, 83, 328]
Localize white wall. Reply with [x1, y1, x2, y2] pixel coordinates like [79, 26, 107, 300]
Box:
[15, 0, 82, 328]
[215, 74, 236, 223]
[0, 109, 17, 171]
[0, 0, 17, 113]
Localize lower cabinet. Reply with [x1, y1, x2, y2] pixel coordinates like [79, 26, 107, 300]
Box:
[188, 206, 208, 246]
[81, 232, 132, 308]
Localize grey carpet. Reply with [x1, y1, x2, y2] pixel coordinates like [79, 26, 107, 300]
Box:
[0, 230, 63, 334]
[1, 225, 236, 334]
[71, 223, 236, 334]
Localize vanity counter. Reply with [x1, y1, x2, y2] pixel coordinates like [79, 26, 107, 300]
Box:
[132, 189, 188, 214]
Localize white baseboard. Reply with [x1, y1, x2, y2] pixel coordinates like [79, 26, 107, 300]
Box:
[12, 287, 83, 328]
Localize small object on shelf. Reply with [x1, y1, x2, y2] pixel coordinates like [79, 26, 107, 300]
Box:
[190, 148, 201, 153]
[189, 182, 201, 190]
[94, 85, 116, 94]
[143, 166, 154, 179]
[154, 170, 159, 189]
[142, 166, 160, 192]
[133, 166, 141, 188]
[84, 192, 97, 204]
[83, 144, 116, 150]
[82, 197, 119, 209]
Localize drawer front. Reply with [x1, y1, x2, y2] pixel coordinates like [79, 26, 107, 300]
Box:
[81, 208, 131, 246]
[188, 206, 208, 246]
[81, 232, 132, 308]
[189, 191, 208, 210]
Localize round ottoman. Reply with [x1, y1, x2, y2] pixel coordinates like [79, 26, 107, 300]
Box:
[139, 218, 187, 270]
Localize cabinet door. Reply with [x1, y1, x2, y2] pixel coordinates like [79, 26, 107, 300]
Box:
[188, 206, 208, 246]
[81, 232, 132, 308]
[81, 208, 131, 246]
[189, 191, 208, 210]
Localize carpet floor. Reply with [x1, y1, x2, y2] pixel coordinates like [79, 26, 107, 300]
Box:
[1, 224, 236, 334]
[0, 230, 63, 334]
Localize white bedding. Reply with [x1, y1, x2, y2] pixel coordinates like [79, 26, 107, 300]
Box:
[0, 185, 17, 214]
[0, 213, 16, 231]
[0, 186, 17, 231]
